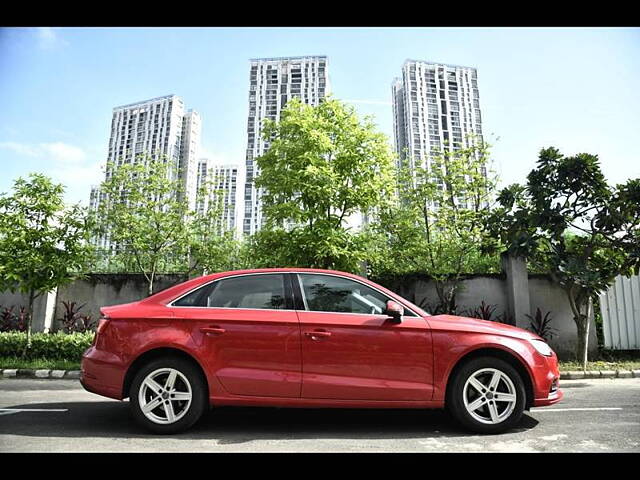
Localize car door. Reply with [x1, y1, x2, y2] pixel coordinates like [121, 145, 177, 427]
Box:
[294, 272, 433, 401]
[170, 273, 302, 398]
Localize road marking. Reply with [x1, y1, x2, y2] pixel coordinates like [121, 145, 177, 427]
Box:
[531, 407, 623, 412]
[0, 408, 68, 415]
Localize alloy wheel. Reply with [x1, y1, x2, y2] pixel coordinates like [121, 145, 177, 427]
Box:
[138, 368, 193, 425]
[462, 368, 517, 425]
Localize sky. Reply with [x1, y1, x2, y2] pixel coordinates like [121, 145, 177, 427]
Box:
[0, 27, 639, 205]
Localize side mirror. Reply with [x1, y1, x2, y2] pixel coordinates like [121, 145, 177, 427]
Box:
[385, 300, 404, 323]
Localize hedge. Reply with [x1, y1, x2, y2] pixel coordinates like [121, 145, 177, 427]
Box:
[0, 331, 94, 360]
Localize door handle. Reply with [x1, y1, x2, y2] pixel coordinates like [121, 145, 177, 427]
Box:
[200, 326, 226, 336]
[304, 330, 332, 341]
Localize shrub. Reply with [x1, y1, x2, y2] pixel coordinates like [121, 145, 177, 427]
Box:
[0, 331, 94, 360]
[0, 305, 28, 332]
[464, 301, 498, 321]
[526, 307, 556, 341]
[58, 300, 96, 333]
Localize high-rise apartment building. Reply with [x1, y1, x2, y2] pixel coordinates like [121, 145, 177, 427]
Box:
[392, 60, 483, 174]
[195, 158, 240, 235]
[90, 94, 201, 250]
[242, 55, 330, 235]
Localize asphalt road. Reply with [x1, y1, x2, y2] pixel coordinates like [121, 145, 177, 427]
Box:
[0, 377, 638, 452]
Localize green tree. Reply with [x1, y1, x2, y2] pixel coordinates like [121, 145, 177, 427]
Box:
[253, 97, 395, 272]
[0, 174, 93, 352]
[92, 155, 193, 295]
[484, 147, 640, 367]
[371, 137, 501, 312]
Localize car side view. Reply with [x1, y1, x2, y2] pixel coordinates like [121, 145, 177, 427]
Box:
[81, 268, 562, 434]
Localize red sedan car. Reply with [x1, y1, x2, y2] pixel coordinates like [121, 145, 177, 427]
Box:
[81, 268, 562, 434]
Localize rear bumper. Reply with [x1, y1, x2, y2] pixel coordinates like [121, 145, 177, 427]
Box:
[80, 346, 125, 400]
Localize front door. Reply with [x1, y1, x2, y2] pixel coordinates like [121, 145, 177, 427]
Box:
[170, 273, 301, 398]
[295, 273, 433, 401]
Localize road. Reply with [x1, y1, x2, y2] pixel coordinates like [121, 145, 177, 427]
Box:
[0, 377, 638, 452]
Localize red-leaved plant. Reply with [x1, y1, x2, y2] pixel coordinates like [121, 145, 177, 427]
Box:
[58, 301, 96, 333]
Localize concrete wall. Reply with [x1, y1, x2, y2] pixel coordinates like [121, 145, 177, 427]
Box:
[0, 274, 187, 332]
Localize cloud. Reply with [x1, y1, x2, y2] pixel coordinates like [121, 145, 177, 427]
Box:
[0, 140, 102, 205]
[0, 141, 40, 157]
[42, 142, 86, 164]
[35, 27, 69, 50]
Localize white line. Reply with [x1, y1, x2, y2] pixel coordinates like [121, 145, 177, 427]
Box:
[531, 407, 623, 412]
[0, 408, 68, 412]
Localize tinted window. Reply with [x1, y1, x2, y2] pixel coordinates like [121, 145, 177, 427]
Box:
[172, 274, 287, 310]
[299, 274, 389, 314]
[207, 274, 286, 310]
[172, 283, 211, 307]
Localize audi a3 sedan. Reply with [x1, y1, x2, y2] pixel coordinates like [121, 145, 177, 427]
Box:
[81, 268, 562, 434]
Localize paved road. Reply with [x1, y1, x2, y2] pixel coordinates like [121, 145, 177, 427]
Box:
[0, 377, 638, 452]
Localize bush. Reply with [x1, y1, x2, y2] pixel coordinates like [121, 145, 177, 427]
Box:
[0, 331, 94, 360]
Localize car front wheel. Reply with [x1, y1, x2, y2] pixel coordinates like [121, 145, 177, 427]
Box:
[448, 356, 526, 434]
[129, 357, 208, 434]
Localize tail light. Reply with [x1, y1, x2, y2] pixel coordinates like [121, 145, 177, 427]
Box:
[93, 317, 110, 345]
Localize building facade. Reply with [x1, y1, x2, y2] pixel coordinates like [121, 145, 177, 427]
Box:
[392, 60, 483, 174]
[90, 94, 201, 250]
[195, 158, 240, 235]
[242, 55, 330, 235]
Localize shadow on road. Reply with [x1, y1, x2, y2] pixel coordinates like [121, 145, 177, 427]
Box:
[0, 400, 539, 443]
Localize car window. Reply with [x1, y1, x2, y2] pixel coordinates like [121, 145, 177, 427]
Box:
[205, 274, 286, 310]
[172, 283, 212, 307]
[172, 274, 287, 310]
[299, 274, 389, 314]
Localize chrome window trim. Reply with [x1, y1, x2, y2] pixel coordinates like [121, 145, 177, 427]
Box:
[168, 272, 288, 310]
[295, 272, 420, 317]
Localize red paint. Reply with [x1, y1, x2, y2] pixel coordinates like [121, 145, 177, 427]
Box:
[81, 268, 562, 411]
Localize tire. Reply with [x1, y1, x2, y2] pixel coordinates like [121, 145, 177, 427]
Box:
[129, 356, 208, 434]
[447, 356, 526, 434]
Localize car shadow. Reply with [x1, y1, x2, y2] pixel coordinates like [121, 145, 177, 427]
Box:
[0, 400, 539, 442]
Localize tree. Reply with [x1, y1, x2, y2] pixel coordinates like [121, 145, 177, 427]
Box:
[370, 137, 501, 312]
[92, 155, 193, 295]
[484, 147, 640, 367]
[253, 96, 395, 272]
[0, 174, 93, 352]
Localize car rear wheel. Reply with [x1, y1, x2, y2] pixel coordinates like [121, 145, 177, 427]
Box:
[448, 356, 526, 434]
[130, 357, 208, 434]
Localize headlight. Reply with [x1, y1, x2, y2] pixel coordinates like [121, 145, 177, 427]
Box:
[530, 339, 553, 356]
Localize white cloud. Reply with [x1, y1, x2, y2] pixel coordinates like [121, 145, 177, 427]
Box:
[0, 141, 40, 157]
[42, 142, 86, 164]
[36, 27, 69, 50]
[0, 140, 102, 205]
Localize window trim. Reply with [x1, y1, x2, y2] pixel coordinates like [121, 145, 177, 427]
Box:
[294, 272, 419, 317]
[168, 272, 293, 311]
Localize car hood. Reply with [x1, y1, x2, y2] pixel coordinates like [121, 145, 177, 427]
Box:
[426, 314, 540, 341]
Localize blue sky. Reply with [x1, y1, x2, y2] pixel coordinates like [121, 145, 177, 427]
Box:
[1, 27, 639, 205]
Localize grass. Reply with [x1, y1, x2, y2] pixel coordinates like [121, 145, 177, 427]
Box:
[559, 360, 640, 371]
[0, 356, 81, 371]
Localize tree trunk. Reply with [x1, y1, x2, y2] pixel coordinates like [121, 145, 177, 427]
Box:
[23, 289, 35, 358]
[574, 308, 590, 371]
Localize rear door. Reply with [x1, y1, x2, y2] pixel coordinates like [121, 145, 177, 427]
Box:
[294, 272, 433, 401]
[170, 273, 301, 398]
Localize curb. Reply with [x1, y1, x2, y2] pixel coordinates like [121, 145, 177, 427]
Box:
[1, 368, 639, 380]
[1, 368, 81, 379]
[560, 369, 639, 380]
